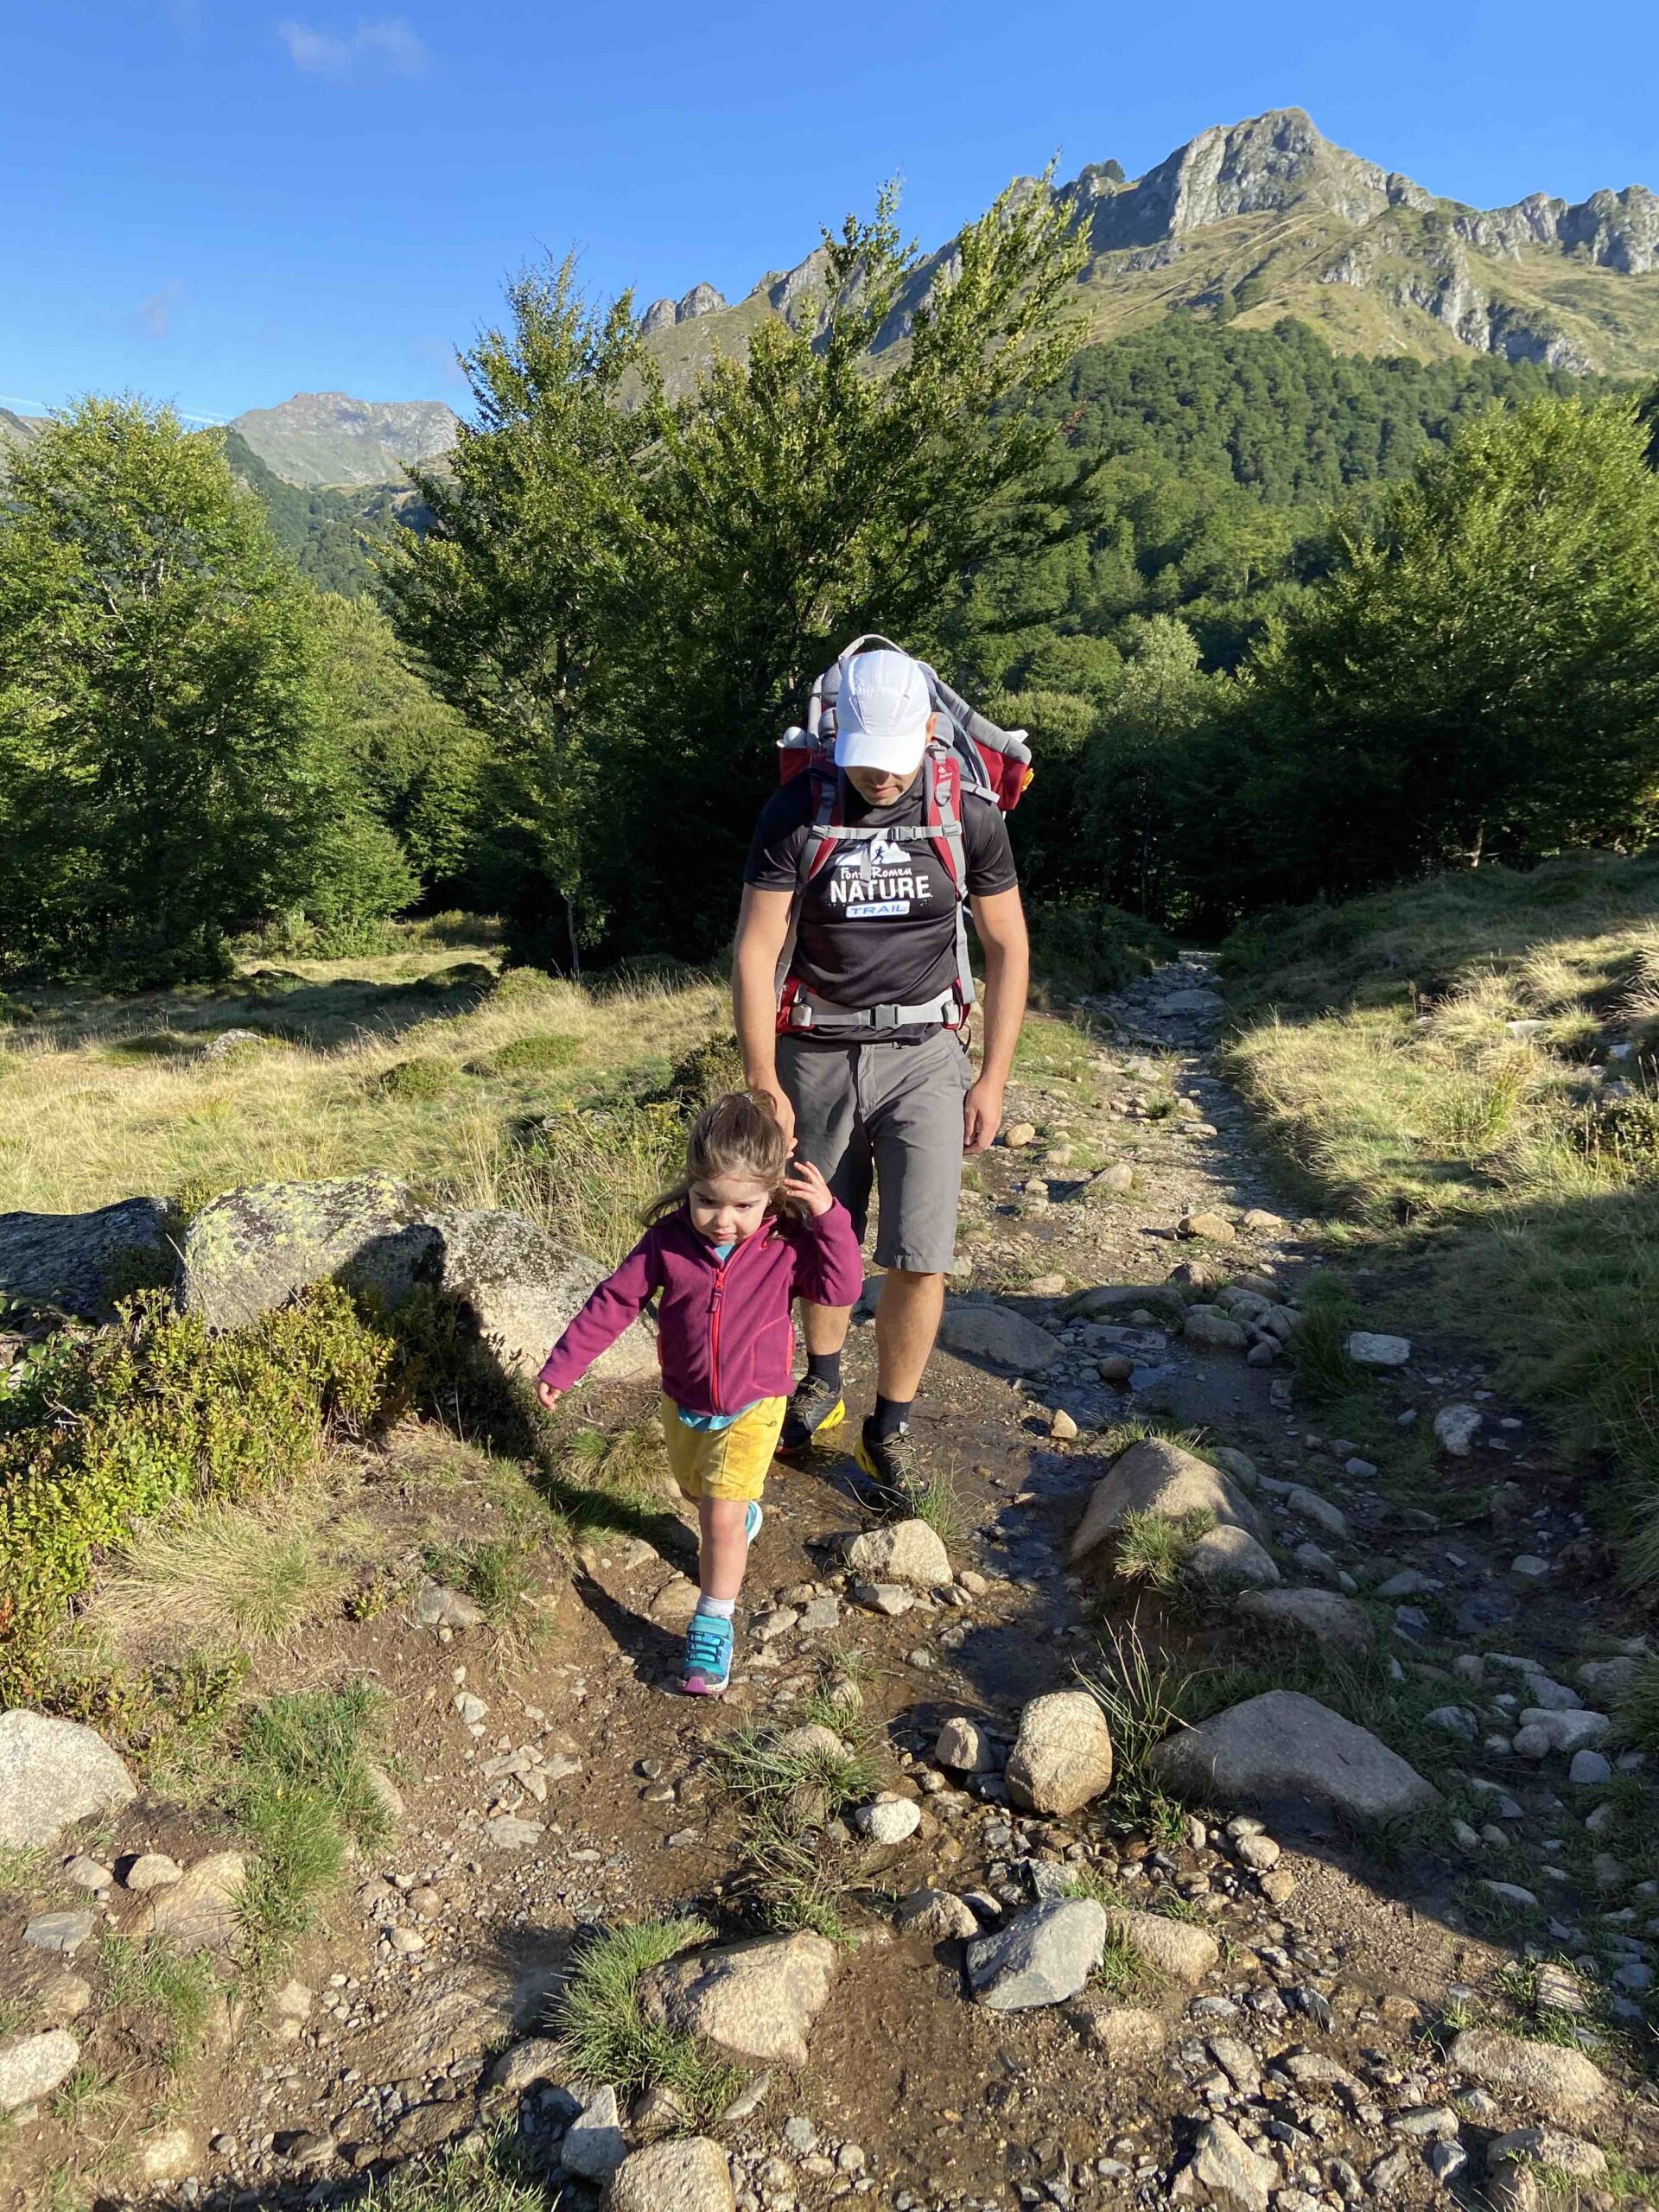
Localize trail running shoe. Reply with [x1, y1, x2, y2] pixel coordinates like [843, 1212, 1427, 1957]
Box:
[744, 1500, 764, 1545]
[778, 1373, 847, 1455]
[681, 1610, 734, 1697]
[853, 1421, 929, 1516]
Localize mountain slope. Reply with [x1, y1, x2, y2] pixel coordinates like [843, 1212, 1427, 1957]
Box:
[226, 391, 460, 488]
[643, 108, 1659, 393]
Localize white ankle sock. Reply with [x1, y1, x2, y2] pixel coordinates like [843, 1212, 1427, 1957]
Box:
[695, 1595, 736, 1621]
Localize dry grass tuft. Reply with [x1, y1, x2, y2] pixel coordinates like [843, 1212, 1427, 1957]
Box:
[96, 1491, 372, 1652]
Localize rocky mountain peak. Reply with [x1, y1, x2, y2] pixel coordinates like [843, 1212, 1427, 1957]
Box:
[226, 392, 461, 489]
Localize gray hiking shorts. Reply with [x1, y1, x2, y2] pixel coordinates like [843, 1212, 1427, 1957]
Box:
[777, 1027, 972, 1280]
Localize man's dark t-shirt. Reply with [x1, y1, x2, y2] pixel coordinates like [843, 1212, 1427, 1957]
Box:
[745, 770, 1019, 1041]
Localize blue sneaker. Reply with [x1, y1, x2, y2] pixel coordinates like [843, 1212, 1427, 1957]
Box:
[744, 1500, 764, 1545]
[681, 1610, 734, 1697]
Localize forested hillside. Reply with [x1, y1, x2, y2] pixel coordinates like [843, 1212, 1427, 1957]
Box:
[220, 430, 416, 598]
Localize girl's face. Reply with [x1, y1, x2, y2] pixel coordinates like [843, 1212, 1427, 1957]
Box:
[689, 1171, 772, 1246]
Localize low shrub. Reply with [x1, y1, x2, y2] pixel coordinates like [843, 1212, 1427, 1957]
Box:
[0, 1285, 394, 1704]
[377, 1057, 462, 1102]
[484, 1031, 581, 1075]
[1027, 899, 1179, 998]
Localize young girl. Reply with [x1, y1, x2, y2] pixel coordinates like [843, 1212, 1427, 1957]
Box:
[537, 1090, 863, 1696]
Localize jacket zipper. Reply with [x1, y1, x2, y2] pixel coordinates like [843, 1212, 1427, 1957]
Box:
[706, 1229, 771, 1413]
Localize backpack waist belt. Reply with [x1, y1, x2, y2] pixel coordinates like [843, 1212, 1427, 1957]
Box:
[780, 985, 964, 1035]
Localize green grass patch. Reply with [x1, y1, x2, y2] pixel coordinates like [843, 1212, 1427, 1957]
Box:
[234, 1679, 390, 1983]
[100, 1934, 218, 2071]
[363, 2131, 549, 2212]
[1111, 1507, 1215, 1594]
[0, 1285, 393, 1707]
[1224, 856, 1659, 1560]
[480, 1031, 582, 1075]
[553, 1916, 741, 2126]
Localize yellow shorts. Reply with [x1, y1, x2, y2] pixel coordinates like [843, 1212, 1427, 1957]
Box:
[661, 1395, 787, 1503]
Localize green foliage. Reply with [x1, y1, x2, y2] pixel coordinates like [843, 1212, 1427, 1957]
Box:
[308, 593, 487, 890]
[0, 400, 421, 985]
[1112, 1507, 1215, 1593]
[1227, 397, 1659, 909]
[0, 1285, 393, 1702]
[364, 2132, 550, 2212]
[384, 257, 664, 972]
[554, 1916, 741, 2126]
[377, 1056, 463, 1102]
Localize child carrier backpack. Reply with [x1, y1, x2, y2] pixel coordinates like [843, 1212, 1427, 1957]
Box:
[773, 635, 1033, 1036]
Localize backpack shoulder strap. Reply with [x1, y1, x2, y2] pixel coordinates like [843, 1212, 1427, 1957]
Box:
[923, 743, 964, 895]
[801, 756, 842, 886]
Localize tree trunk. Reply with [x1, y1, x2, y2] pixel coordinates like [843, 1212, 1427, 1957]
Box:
[565, 893, 582, 982]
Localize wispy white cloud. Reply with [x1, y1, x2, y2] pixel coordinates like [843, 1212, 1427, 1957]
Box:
[276, 16, 431, 79]
[136, 280, 188, 341]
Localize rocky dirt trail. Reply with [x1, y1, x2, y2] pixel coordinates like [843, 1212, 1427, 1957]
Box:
[5, 958, 1658, 2212]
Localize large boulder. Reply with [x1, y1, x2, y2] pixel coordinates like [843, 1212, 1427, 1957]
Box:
[1147, 1690, 1438, 1825]
[0, 1198, 172, 1318]
[181, 1173, 441, 1328]
[607, 2138, 734, 2212]
[1235, 1587, 1374, 1654]
[1005, 1691, 1114, 1815]
[1071, 1438, 1263, 1566]
[937, 1298, 1060, 1373]
[427, 1207, 656, 1382]
[967, 1898, 1107, 2011]
[640, 1932, 838, 2068]
[0, 1712, 137, 1849]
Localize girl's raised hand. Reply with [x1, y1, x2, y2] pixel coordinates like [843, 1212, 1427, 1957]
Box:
[784, 1158, 835, 1217]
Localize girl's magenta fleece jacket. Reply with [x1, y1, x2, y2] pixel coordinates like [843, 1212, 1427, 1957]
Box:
[537, 1202, 864, 1418]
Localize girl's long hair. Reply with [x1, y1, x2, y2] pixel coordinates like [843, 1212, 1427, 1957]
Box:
[643, 1090, 804, 1227]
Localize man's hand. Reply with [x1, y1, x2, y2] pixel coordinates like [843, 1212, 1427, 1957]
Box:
[784, 1156, 834, 1217]
[963, 1077, 1005, 1156]
[537, 1380, 563, 1413]
[751, 1082, 796, 1147]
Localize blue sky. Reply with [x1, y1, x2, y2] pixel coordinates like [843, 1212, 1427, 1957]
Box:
[3, 0, 1656, 423]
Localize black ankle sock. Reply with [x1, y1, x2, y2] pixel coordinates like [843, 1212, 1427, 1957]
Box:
[869, 1394, 912, 1441]
[806, 1350, 842, 1395]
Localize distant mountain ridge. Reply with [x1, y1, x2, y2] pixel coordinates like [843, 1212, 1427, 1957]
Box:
[224, 391, 460, 488]
[641, 108, 1659, 392]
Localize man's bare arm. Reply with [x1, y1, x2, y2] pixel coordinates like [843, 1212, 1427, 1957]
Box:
[732, 883, 798, 1142]
[963, 886, 1030, 1154]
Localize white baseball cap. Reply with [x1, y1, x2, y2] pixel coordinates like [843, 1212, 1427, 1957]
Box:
[832, 649, 931, 777]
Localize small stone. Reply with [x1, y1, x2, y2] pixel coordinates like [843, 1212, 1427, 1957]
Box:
[855, 1797, 921, 1847]
[1005, 1691, 1114, 1816]
[896, 1886, 979, 1940]
[1235, 1832, 1281, 1871]
[1004, 1123, 1038, 1149]
[562, 2084, 627, 2182]
[0, 2029, 79, 2113]
[607, 2136, 736, 2212]
[0, 1712, 137, 1849]
[1049, 1408, 1079, 1441]
[482, 1815, 543, 1850]
[489, 2037, 565, 2094]
[273, 1980, 313, 2021]
[967, 1898, 1107, 2011]
[1568, 1750, 1611, 1787]
[416, 1580, 486, 1630]
[122, 1852, 183, 1892]
[935, 1716, 993, 1772]
[1433, 1404, 1483, 1456]
[1101, 1908, 1219, 1986]
[1029, 1274, 1067, 1299]
[1173, 2117, 1276, 2212]
[1448, 2026, 1608, 2119]
[1348, 1332, 1411, 1369]
[61, 1854, 111, 1891]
[844, 1519, 951, 1588]
[1086, 2005, 1166, 2061]
[1179, 1211, 1237, 1244]
[1096, 1163, 1135, 1193]
[23, 1910, 94, 1956]
[454, 1691, 488, 1726]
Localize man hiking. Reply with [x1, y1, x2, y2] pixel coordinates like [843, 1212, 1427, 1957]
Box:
[732, 642, 1030, 1506]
